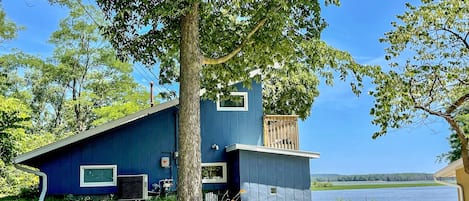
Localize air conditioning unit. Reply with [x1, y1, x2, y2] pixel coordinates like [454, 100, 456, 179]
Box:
[117, 174, 149, 200]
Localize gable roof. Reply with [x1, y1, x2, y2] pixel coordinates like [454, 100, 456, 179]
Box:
[434, 158, 463, 178]
[14, 99, 179, 164]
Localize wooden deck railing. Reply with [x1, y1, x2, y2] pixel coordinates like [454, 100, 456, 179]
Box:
[263, 115, 299, 150]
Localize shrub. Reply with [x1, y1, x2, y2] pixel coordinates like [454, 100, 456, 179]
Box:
[18, 186, 39, 198]
[312, 181, 333, 188]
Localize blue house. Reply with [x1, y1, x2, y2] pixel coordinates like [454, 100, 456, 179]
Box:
[14, 80, 320, 201]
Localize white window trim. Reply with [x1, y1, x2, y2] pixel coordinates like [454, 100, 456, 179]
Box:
[202, 162, 227, 183]
[80, 165, 117, 187]
[216, 92, 248, 111]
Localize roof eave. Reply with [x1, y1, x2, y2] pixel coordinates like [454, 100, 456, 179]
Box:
[14, 99, 179, 164]
[434, 158, 463, 178]
[226, 143, 320, 159]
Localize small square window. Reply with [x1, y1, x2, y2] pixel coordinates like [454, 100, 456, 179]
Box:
[201, 162, 227, 183]
[217, 92, 248, 111]
[80, 165, 117, 187]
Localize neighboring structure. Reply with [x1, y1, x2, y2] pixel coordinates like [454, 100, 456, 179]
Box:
[14, 80, 320, 201]
[434, 158, 468, 201]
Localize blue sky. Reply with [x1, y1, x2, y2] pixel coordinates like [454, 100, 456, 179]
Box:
[3, 0, 452, 174]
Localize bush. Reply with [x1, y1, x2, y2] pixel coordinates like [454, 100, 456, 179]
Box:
[0, 163, 38, 196]
[312, 181, 333, 188]
[149, 194, 176, 201]
[18, 186, 39, 198]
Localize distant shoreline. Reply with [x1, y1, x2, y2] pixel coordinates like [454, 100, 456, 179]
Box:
[311, 182, 443, 191]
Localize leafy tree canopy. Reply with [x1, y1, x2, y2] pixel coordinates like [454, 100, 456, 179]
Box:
[0, 3, 29, 165]
[97, 0, 373, 120]
[0, 4, 19, 43]
[0, 96, 31, 164]
[371, 0, 469, 171]
[95, 1, 375, 199]
[0, 2, 153, 195]
[21, 2, 152, 135]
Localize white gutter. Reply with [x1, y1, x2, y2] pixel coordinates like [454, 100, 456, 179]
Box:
[433, 176, 464, 201]
[14, 164, 47, 201]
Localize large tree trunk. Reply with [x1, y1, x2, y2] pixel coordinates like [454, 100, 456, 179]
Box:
[178, 3, 202, 201]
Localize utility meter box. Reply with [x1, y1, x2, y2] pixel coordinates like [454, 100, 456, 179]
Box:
[161, 157, 170, 168]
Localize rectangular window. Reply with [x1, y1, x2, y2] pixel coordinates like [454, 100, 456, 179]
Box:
[217, 92, 248, 111]
[201, 162, 227, 183]
[80, 165, 117, 187]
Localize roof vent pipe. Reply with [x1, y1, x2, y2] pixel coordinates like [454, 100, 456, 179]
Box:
[150, 81, 154, 107]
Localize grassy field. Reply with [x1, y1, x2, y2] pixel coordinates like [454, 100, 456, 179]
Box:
[311, 182, 444, 191]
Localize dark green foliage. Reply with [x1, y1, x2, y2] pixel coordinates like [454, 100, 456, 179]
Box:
[437, 132, 462, 163]
[18, 186, 39, 199]
[311, 173, 435, 182]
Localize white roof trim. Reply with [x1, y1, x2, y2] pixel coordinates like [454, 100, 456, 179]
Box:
[14, 99, 179, 164]
[434, 158, 463, 178]
[226, 144, 320, 159]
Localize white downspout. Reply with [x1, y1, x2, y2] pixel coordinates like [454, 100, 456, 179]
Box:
[14, 164, 47, 201]
[434, 176, 464, 201]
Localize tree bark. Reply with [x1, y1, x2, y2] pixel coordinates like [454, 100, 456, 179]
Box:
[178, 3, 202, 201]
[446, 117, 469, 174]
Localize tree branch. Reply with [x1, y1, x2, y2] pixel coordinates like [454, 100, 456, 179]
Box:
[458, 78, 469, 85]
[414, 105, 447, 117]
[203, 18, 268, 65]
[445, 93, 469, 114]
[441, 27, 469, 50]
[445, 116, 469, 174]
[409, 78, 448, 117]
[424, 71, 438, 107]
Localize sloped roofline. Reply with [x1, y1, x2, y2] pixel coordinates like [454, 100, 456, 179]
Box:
[434, 158, 463, 178]
[14, 69, 263, 164]
[13, 69, 262, 164]
[14, 99, 179, 164]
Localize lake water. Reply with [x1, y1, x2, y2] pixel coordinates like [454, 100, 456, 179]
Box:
[311, 186, 458, 201]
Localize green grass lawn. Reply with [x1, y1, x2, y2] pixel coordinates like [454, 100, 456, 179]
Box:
[311, 182, 444, 191]
[0, 197, 62, 201]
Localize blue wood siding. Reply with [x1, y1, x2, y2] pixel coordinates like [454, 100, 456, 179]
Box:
[32, 107, 178, 195]
[201, 81, 263, 190]
[237, 150, 311, 201]
[201, 82, 263, 161]
[23, 80, 264, 195]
